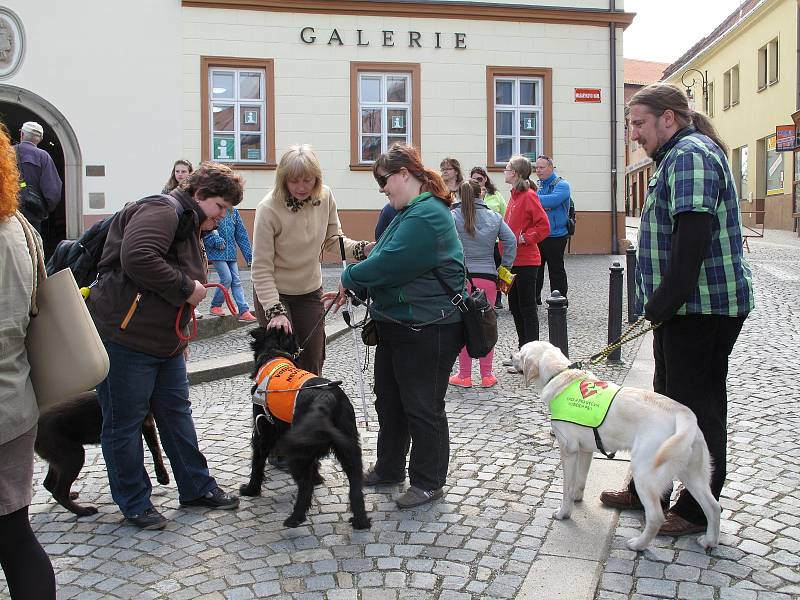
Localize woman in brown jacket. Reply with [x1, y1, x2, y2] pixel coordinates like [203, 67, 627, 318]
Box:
[87, 162, 243, 530]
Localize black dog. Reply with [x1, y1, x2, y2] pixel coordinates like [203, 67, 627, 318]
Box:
[240, 327, 371, 530]
[34, 391, 168, 516]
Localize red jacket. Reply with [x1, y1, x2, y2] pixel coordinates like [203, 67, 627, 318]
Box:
[503, 187, 550, 266]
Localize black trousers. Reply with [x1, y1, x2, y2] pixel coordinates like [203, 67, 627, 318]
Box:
[629, 314, 746, 524]
[535, 235, 569, 301]
[373, 321, 463, 491]
[508, 265, 539, 347]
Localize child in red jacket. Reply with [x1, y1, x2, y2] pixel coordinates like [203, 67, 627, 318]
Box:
[502, 155, 550, 351]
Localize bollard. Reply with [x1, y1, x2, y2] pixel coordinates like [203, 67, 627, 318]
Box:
[546, 290, 569, 358]
[626, 245, 637, 323]
[607, 261, 624, 362]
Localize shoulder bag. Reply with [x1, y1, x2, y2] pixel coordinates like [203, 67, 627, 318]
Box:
[433, 269, 498, 359]
[16, 212, 110, 414]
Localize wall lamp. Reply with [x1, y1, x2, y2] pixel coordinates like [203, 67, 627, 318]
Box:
[681, 68, 708, 101]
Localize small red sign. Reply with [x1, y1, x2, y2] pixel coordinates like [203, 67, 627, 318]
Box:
[575, 88, 602, 103]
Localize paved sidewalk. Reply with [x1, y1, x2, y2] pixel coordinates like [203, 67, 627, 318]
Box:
[3, 229, 798, 599]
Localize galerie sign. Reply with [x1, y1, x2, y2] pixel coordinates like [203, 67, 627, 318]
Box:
[300, 27, 466, 49]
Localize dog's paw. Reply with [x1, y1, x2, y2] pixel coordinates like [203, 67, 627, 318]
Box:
[552, 507, 571, 520]
[313, 473, 325, 486]
[350, 515, 372, 530]
[697, 534, 717, 550]
[239, 483, 262, 497]
[283, 515, 306, 528]
[155, 471, 170, 486]
[574, 491, 584, 503]
[69, 492, 79, 500]
[626, 536, 649, 551]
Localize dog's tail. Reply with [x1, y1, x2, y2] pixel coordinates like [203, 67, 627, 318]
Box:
[652, 409, 698, 470]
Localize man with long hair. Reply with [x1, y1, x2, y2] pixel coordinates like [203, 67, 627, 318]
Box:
[600, 84, 754, 537]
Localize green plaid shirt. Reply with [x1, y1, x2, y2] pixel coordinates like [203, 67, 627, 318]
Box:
[636, 126, 754, 317]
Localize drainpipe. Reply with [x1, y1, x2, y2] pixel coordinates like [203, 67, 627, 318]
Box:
[609, 0, 619, 254]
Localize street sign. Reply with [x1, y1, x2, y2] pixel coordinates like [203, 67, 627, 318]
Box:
[575, 88, 601, 103]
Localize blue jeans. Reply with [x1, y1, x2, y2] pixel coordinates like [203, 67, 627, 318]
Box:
[97, 341, 217, 517]
[211, 260, 249, 312]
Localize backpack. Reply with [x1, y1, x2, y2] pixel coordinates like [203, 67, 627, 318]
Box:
[46, 195, 183, 287]
[555, 177, 576, 236]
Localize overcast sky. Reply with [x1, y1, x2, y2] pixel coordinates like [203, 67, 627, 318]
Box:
[623, 0, 750, 63]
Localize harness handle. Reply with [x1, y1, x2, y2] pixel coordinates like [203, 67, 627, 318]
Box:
[176, 283, 239, 342]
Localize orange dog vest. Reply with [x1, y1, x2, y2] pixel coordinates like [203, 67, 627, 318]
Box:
[252, 358, 316, 423]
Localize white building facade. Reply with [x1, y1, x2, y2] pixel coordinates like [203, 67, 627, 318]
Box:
[1, 0, 633, 253]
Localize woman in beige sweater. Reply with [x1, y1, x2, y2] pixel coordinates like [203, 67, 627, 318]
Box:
[252, 144, 371, 376]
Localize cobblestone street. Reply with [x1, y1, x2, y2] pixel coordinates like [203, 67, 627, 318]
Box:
[2, 232, 799, 599]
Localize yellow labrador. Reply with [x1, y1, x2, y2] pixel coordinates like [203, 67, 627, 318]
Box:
[514, 340, 720, 551]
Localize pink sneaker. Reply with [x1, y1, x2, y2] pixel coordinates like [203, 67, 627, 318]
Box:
[238, 310, 257, 322]
[481, 375, 498, 388]
[209, 306, 226, 317]
[448, 375, 472, 388]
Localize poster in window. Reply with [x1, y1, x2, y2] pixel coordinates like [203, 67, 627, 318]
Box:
[244, 110, 258, 125]
[213, 135, 235, 161]
[765, 134, 784, 195]
[775, 125, 797, 152]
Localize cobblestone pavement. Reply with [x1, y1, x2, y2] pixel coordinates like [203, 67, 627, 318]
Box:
[597, 231, 800, 600]
[6, 231, 797, 599]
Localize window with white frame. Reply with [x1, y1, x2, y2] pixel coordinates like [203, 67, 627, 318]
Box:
[493, 77, 543, 165]
[358, 73, 412, 163]
[758, 38, 779, 90]
[208, 67, 267, 163]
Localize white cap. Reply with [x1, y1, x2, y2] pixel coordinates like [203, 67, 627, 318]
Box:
[21, 121, 44, 136]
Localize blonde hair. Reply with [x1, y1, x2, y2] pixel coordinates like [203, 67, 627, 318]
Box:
[0, 124, 20, 220]
[273, 144, 323, 206]
[508, 155, 537, 193]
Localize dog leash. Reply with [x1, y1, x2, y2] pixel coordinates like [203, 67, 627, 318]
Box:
[567, 316, 659, 369]
[176, 283, 239, 342]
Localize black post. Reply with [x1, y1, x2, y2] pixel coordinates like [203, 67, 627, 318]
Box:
[626, 245, 637, 323]
[608, 261, 624, 362]
[546, 290, 569, 358]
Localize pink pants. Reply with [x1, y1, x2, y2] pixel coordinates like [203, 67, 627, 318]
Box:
[457, 277, 498, 378]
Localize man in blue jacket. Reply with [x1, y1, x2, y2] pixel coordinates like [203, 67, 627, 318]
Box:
[534, 155, 571, 304]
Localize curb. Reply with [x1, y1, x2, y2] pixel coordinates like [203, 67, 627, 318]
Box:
[518, 330, 655, 600]
[186, 322, 352, 385]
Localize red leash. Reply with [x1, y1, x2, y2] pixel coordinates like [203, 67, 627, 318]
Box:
[175, 283, 239, 342]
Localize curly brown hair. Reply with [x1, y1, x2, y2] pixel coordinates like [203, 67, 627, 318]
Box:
[181, 161, 244, 205]
[0, 123, 20, 220]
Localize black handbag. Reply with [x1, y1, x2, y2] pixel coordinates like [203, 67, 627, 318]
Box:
[361, 317, 378, 346]
[433, 269, 498, 359]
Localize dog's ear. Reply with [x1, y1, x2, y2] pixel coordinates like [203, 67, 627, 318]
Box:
[279, 330, 300, 357]
[522, 352, 539, 387]
[250, 327, 268, 353]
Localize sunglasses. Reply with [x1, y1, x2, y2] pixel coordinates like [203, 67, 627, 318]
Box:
[375, 169, 401, 188]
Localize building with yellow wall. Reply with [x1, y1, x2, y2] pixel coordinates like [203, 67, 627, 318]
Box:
[661, 0, 798, 230]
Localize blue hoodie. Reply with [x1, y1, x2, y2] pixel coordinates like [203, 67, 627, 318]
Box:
[537, 173, 572, 238]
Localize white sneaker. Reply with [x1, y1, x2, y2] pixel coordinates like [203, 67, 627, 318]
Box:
[507, 366, 522, 374]
[194, 309, 204, 319]
[501, 357, 514, 367]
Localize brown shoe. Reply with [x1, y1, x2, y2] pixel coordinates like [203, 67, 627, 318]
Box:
[600, 488, 643, 510]
[658, 512, 706, 537]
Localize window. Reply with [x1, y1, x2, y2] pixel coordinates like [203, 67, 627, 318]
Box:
[350, 63, 420, 168]
[722, 66, 739, 111]
[765, 134, 784, 195]
[201, 57, 276, 168]
[486, 66, 552, 168]
[758, 38, 779, 90]
[732, 145, 748, 199]
[705, 81, 714, 117]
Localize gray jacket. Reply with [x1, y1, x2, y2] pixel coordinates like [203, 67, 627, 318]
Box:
[451, 200, 517, 277]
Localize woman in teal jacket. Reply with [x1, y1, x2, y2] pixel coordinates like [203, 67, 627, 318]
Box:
[333, 144, 465, 509]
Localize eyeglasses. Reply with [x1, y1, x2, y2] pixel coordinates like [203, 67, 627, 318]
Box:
[375, 169, 401, 188]
[471, 175, 486, 183]
[441, 167, 455, 172]
[503, 168, 514, 173]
